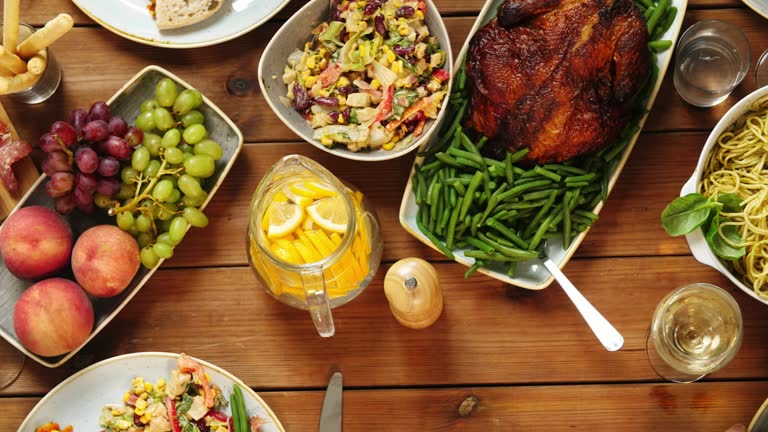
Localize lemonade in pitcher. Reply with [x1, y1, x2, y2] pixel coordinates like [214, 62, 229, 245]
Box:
[247, 155, 382, 336]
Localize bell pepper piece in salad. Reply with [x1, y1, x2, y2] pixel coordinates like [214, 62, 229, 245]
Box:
[282, 0, 449, 152]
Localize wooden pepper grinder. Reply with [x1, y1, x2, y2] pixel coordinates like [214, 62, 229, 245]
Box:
[384, 258, 443, 329]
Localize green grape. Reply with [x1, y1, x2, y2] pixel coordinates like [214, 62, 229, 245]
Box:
[152, 107, 175, 131]
[194, 139, 223, 160]
[157, 231, 176, 245]
[183, 152, 194, 162]
[184, 155, 215, 178]
[158, 219, 173, 233]
[161, 128, 181, 148]
[169, 216, 189, 244]
[129, 226, 140, 236]
[181, 191, 208, 208]
[140, 99, 160, 112]
[177, 174, 203, 198]
[164, 147, 184, 164]
[137, 232, 154, 248]
[182, 124, 207, 144]
[140, 246, 160, 268]
[167, 188, 182, 204]
[115, 183, 137, 200]
[132, 146, 151, 171]
[135, 111, 156, 132]
[144, 159, 162, 178]
[183, 207, 208, 228]
[135, 214, 152, 232]
[143, 133, 162, 157]
[153, 242, 174, 259]
[140, 198, 155, 210]
[178, 143, 194, 154]
[156, 78, 178, 107]
[181, 110, 204, 127]
[173, 89, 198, 115]
[190, 89, 203, 108]
[160, 174, 178, 187]
[156, 202, 178, 221]
[153, 179, 174, 202]
[121, 167, 139, 184]
[94, 193, 112, 208]
[116, 211, 135, 230]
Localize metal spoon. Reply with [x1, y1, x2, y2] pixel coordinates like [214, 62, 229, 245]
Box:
[541, 256, 624, 352]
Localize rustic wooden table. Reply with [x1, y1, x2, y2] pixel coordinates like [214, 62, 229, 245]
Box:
[2, 0, 768, 430]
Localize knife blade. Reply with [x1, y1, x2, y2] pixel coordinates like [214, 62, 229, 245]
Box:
[319, 372, 343, 432]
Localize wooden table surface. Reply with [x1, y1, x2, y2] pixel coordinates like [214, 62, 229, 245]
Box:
[2, 0, 768, 430]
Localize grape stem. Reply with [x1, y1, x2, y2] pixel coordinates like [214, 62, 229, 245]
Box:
[109, 159, 170, 216]
[55, 135, 74, 164]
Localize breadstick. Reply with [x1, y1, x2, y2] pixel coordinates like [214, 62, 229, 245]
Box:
[0, 71, 40, 94]
[27, 49, 47, 76]
[16, 14, 73, 59]
[3, 0, 20, 55]
[0, 46, 27, 74]
[0, 64, 14, 78]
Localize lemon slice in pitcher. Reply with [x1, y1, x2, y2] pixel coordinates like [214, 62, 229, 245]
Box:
[267, 201, 304, 239]
[307, 196, 349, 234]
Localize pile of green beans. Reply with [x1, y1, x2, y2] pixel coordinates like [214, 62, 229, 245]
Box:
[413, 0, 676, 279]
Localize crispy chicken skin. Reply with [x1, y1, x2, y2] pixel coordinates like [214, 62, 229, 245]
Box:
[465, 0, 650, 163]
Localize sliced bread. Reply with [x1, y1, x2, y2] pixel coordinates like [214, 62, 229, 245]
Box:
[155, 0, 223, 30]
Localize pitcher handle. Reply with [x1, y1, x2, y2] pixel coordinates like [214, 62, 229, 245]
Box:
[302, 269, 335, 337]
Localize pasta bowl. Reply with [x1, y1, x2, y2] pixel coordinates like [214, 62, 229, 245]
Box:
[680, 85, 768, 305]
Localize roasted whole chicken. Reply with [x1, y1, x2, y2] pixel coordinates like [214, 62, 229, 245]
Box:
[465, 0, 651, 163]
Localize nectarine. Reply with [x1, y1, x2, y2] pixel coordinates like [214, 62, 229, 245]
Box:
[71, 225, 140, 297]
[13, 278, 94, 357]
[0, 206, 73, 280]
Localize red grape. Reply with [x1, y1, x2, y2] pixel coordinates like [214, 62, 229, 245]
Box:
[49, 172, 75, 193]
[45, 180, 70, 198]
[124, 126, 144, 147]
[74, 186, 96, 214]
[97, 156, 120, 177]
[41, 152, 72, 176]
[50, 121, 77, 147]
[87, 101, 110, 123]
[55, 195, 76, 215]
[70, 108, 87, 133]
[96, 177, 121, 196]
[82, 120, 109, 142]
[108, 116, 128, 137]
[103, 135, 131, 160]
[39, 133, 62, 153]
[76, 172, 98, 192]
[74, 146, 99, 174]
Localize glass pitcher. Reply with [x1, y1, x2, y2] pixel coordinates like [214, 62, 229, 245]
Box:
[247, 155, 383, 337]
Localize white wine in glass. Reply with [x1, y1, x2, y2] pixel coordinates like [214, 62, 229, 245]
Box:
[646, 283, 743, 383]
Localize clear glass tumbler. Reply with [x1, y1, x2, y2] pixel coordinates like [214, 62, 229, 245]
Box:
[673, 20, 751, 107]
[757, 49, 768, 89]
[2, 23, 62, 104]
[646, 283, 743, 383]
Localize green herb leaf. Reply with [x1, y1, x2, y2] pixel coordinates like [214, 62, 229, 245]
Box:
[706, 216, 746, 260]
[717, 193, 743, 213]
[176, 393, 194, 415]
[661, 193, 721, 236]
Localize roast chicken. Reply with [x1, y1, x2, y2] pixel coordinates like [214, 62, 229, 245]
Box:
[465, 0, 651, 163]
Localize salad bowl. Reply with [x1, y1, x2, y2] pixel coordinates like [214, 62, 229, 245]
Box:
[257, 0, 453, 162]
[399, 0, 688, 290]
[0, 66, 244, 367]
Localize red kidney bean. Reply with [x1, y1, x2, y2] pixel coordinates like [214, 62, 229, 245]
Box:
[329, 111, 340, 122]
[396, 6, 415, 18]
[363, 0, 381, 15]
[375, 14, 386, 35]
[393, 45, 415, 56]
[292, 84, 312, 112]
[315, 96, 339, 107]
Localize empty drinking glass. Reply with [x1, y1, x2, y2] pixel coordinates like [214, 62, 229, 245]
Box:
[757, 49, 768, 89]
[673, 21, 751, 107]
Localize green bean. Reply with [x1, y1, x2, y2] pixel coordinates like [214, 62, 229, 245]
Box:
[486, 218, 529, 249]
[635, 0, 652, 7]
[643, 5, 655, 21]
[458, 64, 467, 90]
[464, 250, 526, 262]
[647, 0, 669, 37]
[486, 232, 517, 248]
[497, 179, 551, 202]
[448, 177, 472, 185]
[476, 136, 488, 151]
[446, 196, 463, 249]
[465, 260, 484, 278]
[649, 39, 672, 53]
[456, 156, 484, 170]
[544, 164, 588, 176]
[523, 191, 558, 239]
[505, 152, 515, 184]
[477, 232, 538, 259]
[523, 189, 557, 201]
[533, 166, 562, 182]
[565, 181, 590, 188]
[565, 173, 597, 184]
[483, 158, 506, 170]
[466, 236, 495, 254]
[506, 262, 517, 277]
[417, 217, 455, 259]
[459, 171, 484, 220]
[660, 6, 677, 34]
[471, 213, 483, 236]
[574, 209, 599, 221]
[508, 148, 530, 164]
[435, 152, 461, 167]
[570, 213, 597, 226]
[449, 187, 457, 207]
[528, 213, 554, 252]
[233, 385, 248, 432]
[447, 147, 484, 164]
[460, 133, 482, 156]
[562, 192, 573, 248]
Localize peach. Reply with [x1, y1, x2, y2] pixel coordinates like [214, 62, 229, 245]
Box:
[0, 205, 73, 280]
[14, 278, 94, 357]
[71, 225, 140, 298]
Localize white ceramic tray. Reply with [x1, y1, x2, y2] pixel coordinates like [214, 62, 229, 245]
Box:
[0, 66, 244, 367]
[399, 0, 688, 290]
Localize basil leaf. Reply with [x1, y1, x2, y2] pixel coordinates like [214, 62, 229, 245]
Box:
[717, 193, 743, 213]
[661, 193, 721, 236]
[706, 216, 746, 261]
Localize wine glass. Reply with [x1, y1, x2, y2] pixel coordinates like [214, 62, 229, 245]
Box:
[0, 339, 25, 390]
[646, 283, 743, 383]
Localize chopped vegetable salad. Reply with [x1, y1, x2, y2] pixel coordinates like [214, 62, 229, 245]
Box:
[282, 0, 449, 152]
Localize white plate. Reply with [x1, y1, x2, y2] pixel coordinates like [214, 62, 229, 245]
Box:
[742, 0, 768, 20]
[17, 352, 286, 432]
[72, 0, 291, 48]
[399, 0, 688, 290]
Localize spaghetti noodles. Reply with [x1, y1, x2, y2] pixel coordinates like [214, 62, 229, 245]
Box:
[699, 94, 768, 298]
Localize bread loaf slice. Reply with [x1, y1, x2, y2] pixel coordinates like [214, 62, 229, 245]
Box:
[155, 0, 223, 30]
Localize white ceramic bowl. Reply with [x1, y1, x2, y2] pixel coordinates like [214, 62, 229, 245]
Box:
[680, 85, 768, 305]
[257, 0, 453, 161]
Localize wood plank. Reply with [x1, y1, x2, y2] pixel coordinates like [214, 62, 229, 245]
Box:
[4, 9, 766, 144]
[0, 101, 38, 219]
[2, 381, 766, 431]
[3, 256, 767, 394]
